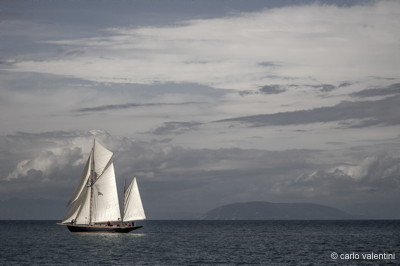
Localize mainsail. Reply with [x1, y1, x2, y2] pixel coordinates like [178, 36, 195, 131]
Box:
[122, 177, 146, 222]
[92, 163, 121, 222]
[62, 140, 121, 224]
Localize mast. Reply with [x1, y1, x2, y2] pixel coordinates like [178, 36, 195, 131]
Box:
[122, 178, 126, 223]
[89, 139, 95, 225]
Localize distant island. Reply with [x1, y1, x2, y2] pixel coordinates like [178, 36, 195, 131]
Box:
[200, 201, 353, 220]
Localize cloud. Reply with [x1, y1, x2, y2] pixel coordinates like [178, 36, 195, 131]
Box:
[338, 81, 353, 88]
[0, 130, 139, 199]
[6, 148, 81, 181]
[312, 84, 336, 92]
[287, 154, 400, 202]
[217, 94, 400, 127]
[55, 48, 86, 57]
[2, 1, 399, 145]
[259, 85, 286, 94]
[0, 69, 231, 136]
[76, 101, 201, 112]
[1, 129, 400, 218]
[239, 84, 286, 96]
[0, 58, 18, 68]
[350, 83, 400, 98]
[1, 131, 92, 182]
[151, 121, 203, 135]
[6, 1, 400, 90]
[0, 130, 323, 214]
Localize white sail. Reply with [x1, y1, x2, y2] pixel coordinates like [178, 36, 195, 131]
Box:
[123, 177, 146, 221]
[67, 151, 92, 206]
[62, 184, 91, 224]
[74, 188, 91, 224]
[92, 163, 121, 222]
[93, 140, 113, 177]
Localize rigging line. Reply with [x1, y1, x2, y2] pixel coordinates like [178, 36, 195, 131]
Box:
[122, 178, 126, 223]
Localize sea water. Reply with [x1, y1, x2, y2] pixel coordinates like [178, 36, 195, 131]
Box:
[0, 220, 399, 265]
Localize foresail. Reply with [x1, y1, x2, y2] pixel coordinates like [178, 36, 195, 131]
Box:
[123, 177, 146, 221]
[74, 188, 91, 224]
[62, 185, 91, 224]
[92, 163, 121, 222]
[93, 140, 113, 178]
[67, 151, 92, 206]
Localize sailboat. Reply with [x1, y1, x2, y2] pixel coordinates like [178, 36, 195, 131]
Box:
[57, 140, 146, 233]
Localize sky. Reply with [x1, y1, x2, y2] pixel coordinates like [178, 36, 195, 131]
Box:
[1, 0, 400, 219]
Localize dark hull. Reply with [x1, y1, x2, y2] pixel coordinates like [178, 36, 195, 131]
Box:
[66, 224, 143, 233]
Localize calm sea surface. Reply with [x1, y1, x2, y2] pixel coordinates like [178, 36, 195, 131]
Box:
[0, 220, 399, 265]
